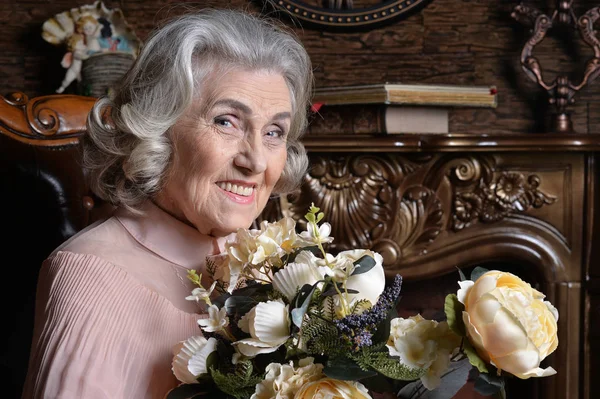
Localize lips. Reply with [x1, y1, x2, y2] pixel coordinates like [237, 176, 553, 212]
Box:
[216, 182, 255, 197]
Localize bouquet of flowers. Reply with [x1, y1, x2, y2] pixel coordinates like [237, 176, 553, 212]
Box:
[167, 204, 559, 399]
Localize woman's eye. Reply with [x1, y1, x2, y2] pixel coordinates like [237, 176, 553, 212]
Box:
[214, 117, 233, 128]
[266, 128, 286, 139]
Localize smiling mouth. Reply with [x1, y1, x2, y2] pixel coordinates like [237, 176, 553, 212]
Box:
[217, 182, 255, 197]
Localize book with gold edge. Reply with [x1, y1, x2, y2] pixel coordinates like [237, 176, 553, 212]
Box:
[308, 83, 497, 134]
[313, 83, 498, 108]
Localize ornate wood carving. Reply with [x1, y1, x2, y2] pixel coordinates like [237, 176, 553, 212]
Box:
[0, 91, 95, 146]
[270, 154, 559, 271]
[452, 170, 557, 231]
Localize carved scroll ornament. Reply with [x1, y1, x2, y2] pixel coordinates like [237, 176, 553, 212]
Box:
[0, 92, 95, 146]
[262, 154, 558, 269]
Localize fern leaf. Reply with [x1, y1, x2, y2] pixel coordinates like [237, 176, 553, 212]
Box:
[349, 347, 425, 381]
[210, 360, 263, 399]
[350, 299, 372, 315]
[300, 315, 345, 356]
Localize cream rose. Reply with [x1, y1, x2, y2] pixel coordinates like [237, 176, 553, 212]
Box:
[457, 270, 559, 379]
[386, 315, 460, 390]
[336, 250, 385, 306]
[294, 378, 372, 399]
[233, 299, 291, 357]
[251, 357, 324, 399]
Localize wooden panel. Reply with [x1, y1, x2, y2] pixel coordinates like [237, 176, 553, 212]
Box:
[258, 148, 586, 399]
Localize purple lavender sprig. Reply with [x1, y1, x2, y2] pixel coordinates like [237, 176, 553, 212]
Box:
[334, 274, 403, 352]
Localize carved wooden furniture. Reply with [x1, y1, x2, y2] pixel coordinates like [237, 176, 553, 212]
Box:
[1, 92, 598, 398]
[0, 92, 99, 398]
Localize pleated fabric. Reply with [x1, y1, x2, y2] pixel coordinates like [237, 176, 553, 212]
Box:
[22, 201, 229, 399]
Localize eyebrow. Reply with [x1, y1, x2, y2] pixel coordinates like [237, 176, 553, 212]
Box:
[213, 99, 291, 121]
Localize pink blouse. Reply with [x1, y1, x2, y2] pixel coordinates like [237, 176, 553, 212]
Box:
[22, 201, 228, 399]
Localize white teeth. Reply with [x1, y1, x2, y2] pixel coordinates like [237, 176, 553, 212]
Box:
[217, 182, 254, 197]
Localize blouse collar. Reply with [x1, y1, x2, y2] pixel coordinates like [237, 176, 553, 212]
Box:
[114, 200, 229, 269]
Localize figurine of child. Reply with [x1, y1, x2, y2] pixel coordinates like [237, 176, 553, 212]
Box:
[76, 15, 102, 55]
[56, 33, 88, 93]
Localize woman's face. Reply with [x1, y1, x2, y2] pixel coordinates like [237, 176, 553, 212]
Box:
[157, 69, 292, 237]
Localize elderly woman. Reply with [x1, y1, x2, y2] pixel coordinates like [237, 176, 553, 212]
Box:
[22, 8, 313, 399]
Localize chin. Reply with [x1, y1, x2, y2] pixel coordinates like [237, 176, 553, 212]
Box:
[218, 217, 255, 235]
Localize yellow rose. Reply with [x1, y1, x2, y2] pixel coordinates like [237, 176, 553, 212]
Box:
[457, 270, 559, 379]
[294, 378, 372, 399]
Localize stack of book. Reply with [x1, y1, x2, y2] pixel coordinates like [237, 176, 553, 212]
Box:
[308, 83, 498, 134]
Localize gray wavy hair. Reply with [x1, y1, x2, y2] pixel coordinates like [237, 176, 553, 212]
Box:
[82, 8, 313, 210]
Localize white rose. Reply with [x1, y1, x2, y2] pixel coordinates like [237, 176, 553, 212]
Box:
[458, 270, 559, 379]
[386, 315, 460, 390]
[330, 250, 386, 306]
[294, 378, 372, 399]
[233, 299, 291, 357]
[171, 336, 218, 383]
[251, 357, 324, 399]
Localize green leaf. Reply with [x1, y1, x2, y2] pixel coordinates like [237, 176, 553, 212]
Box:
[398, 358, 471, 399]
[291, 283, 317, 328]
[205, 351, 219, 374]
[463, 340, 489, 373]
[349, 346, 425, 381]
[324, 356, 378, 381]
[444, 294, 466, 337]
[397, 380, 422, 399]
[456, 266, 467, 281]
[478, 371, 504, 386]
[351, 255, 376, 275]
[224, 296, 256, 317]
[470, 266, 489, 282]
[370, 305, 398, 345]
[473, 372, 505, 396]
[316, 211, 324, 223]
[211, 361, 263, 399]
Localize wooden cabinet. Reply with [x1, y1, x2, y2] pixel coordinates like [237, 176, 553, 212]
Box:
[1, 92, 597, 398]
[267, 133, 599, 399]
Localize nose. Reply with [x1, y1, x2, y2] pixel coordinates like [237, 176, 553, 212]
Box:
[234, 132, 267, 174]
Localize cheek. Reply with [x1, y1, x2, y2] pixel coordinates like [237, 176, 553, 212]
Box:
[266, 149, 288, 186]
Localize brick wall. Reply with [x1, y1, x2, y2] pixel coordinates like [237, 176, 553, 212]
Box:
[2, 0, 599, 134]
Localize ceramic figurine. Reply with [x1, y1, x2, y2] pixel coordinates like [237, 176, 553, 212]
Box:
[42, 1, 141, 94]
[56, 33, 88, 94]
